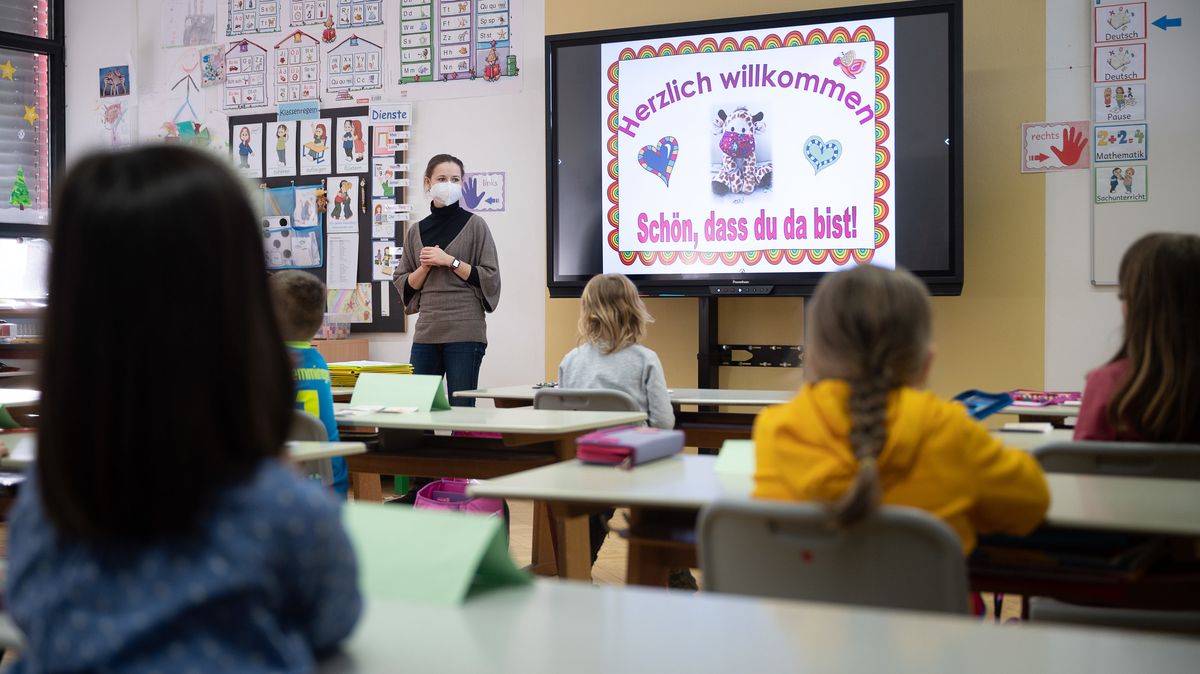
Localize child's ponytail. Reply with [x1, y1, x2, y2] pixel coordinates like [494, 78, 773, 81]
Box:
[833, 373, 890, 527]
[807, 265, 933, 529]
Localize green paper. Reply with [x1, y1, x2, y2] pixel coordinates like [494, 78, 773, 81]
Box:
[715, 439, 757, 476]
[0, 405, 20, 430]
[351, 373, 450, 411]
[343, 502, 529, 604]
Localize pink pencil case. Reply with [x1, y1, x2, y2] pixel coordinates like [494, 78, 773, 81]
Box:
[576, 426, 685, 468]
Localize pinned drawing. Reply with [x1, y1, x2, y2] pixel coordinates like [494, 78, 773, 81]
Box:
[199, 45, 224, 88]
[273, 30, 322, 103]
[99, 65, 131, 98]
[224, 39, 268, 109]
[157, 70, 213, 148]
[98, 100, 133, 149]
[162, 0, 216, 47]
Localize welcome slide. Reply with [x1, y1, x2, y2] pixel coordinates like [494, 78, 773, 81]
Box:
[600, 19, 895, 274]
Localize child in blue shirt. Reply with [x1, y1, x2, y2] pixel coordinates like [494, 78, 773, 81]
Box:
[5, 146, 361, 673]
[269, 270, 349, 499]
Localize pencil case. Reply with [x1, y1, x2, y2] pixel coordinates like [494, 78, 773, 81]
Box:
[414, 478, 503, 517]
[576, 427, 684, 467]
[952, 390, 1013, 420]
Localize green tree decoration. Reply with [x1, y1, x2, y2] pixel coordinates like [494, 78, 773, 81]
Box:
[9, 166, 31, 211]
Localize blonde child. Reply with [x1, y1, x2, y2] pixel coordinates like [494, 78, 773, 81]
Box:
[558, 274, 675, 569]
[1075, 233, 1200, 442]
[754, 265, 1049, 552]
[559, 274, 674, 430]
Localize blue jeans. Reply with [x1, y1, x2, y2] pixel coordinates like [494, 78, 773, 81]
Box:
[409, 342, 486, 407]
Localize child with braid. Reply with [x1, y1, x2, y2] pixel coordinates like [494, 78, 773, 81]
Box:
[753, 265, 1049, 552]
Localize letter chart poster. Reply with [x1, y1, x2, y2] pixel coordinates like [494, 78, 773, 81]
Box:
[601, 19, 895, 274]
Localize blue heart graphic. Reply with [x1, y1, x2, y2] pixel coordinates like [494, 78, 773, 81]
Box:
[638, 136, 679, 187]
[805, 136, 842, 174]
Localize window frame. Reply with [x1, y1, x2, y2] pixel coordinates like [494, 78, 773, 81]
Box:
[0, 0, 64, 238]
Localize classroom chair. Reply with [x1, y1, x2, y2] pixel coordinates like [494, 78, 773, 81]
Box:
[698, 501, 968, 614]
[1029, 441, 1200, 633]
[1033, 441, 1200, 479]
[533, 388, 639, 565]
[532, 388, 641, 413]
[288, 410, 333, 487]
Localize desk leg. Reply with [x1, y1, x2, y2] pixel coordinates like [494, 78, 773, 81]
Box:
[349, 472, 383, 503]
[548, 503, 592, 581]
[530, 501, 558, 576]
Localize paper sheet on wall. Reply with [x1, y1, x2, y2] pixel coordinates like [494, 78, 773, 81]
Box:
[372, 239, 396, 281]
[162, 0, 217, 48]
[328, 283, 374, 324]
[326, 176, 361, 232]
[380, 282, 390, 317]
[326, 232, 360, 290]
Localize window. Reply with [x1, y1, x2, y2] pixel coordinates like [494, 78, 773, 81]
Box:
[0, 0, 62, 238]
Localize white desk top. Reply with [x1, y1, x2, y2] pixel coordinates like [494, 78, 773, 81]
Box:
[455, 385, 794, 407]
[333, 404, 645, 434]
[472, 453, 1200, 537]
[0, 389, 38, 406]
[0, 371, 34, 379]
[320, 581, 1200, 674]
[1002, 403, 1080, 419]
[287, 441, 367, 462]
[989, 427, 1074, 451]
[0, 435, 367, 470]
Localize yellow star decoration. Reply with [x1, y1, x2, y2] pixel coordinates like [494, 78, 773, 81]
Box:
[22, 105, 38, 126]
[0, 61, 15, 80]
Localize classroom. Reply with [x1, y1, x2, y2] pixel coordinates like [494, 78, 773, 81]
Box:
[0, 0, 1197, 671]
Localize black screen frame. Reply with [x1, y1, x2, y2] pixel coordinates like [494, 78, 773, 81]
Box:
[544, 0, 964, 298]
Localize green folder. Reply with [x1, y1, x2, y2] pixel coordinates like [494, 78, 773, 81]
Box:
[0, 405, 19, 431]
[715, 439, 757, 476]
[343, 502, 530, 604]
[350, 373, 451, 411]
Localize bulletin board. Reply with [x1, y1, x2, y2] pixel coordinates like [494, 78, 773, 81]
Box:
[1092, 0, 1197, 284]
[228, 105, 409, 332]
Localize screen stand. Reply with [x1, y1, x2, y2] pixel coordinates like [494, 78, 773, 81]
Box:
[696, 296, 720, 455]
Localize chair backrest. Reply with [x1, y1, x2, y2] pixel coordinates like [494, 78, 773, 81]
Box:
[699, 501, 968, 614]
[533, 388, 641, 413]
[288, 410, 333, 486]
[289, 409, 329, 442]
[1034, 441, 1200, 479]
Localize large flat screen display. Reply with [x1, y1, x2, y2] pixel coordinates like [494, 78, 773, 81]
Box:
[546, 0, 963, 296]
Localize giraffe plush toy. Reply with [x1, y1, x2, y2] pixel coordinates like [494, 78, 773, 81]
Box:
[712, 107, 773, 195]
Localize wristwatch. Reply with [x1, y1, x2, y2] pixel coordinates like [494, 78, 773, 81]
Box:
[451, 258, 461, 269]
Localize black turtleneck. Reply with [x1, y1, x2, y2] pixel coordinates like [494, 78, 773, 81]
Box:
[403, 201, 481, 303]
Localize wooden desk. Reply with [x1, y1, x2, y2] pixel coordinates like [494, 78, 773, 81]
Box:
[334, 405, 645, 579]
[472, 434, 1200, 598]
[331, 386, 355, 403]
[455, 385, 794, 446]
[312, 338, 370, 363]
[316, 581, 1200, 674]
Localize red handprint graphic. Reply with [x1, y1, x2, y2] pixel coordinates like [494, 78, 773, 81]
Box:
[1050, 126, 1088, 167]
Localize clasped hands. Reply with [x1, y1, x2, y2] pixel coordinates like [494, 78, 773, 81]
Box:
[419, 245, 455, 269]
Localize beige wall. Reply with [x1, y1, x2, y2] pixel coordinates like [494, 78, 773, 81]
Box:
[545, 0, 1046, 399]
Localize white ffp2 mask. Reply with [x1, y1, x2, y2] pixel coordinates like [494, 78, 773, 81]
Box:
[430, 181, 462, 206]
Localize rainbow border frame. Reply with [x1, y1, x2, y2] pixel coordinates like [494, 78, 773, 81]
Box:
[604, 26, 892, 268]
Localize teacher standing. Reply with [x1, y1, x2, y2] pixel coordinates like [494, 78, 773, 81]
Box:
[394, 154, 501, 407]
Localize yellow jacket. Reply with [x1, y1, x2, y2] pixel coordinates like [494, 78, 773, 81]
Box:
[753, 380, 1050, 552]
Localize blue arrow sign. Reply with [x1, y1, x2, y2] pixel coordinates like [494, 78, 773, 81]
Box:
[1152, 15, 1182, 30]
